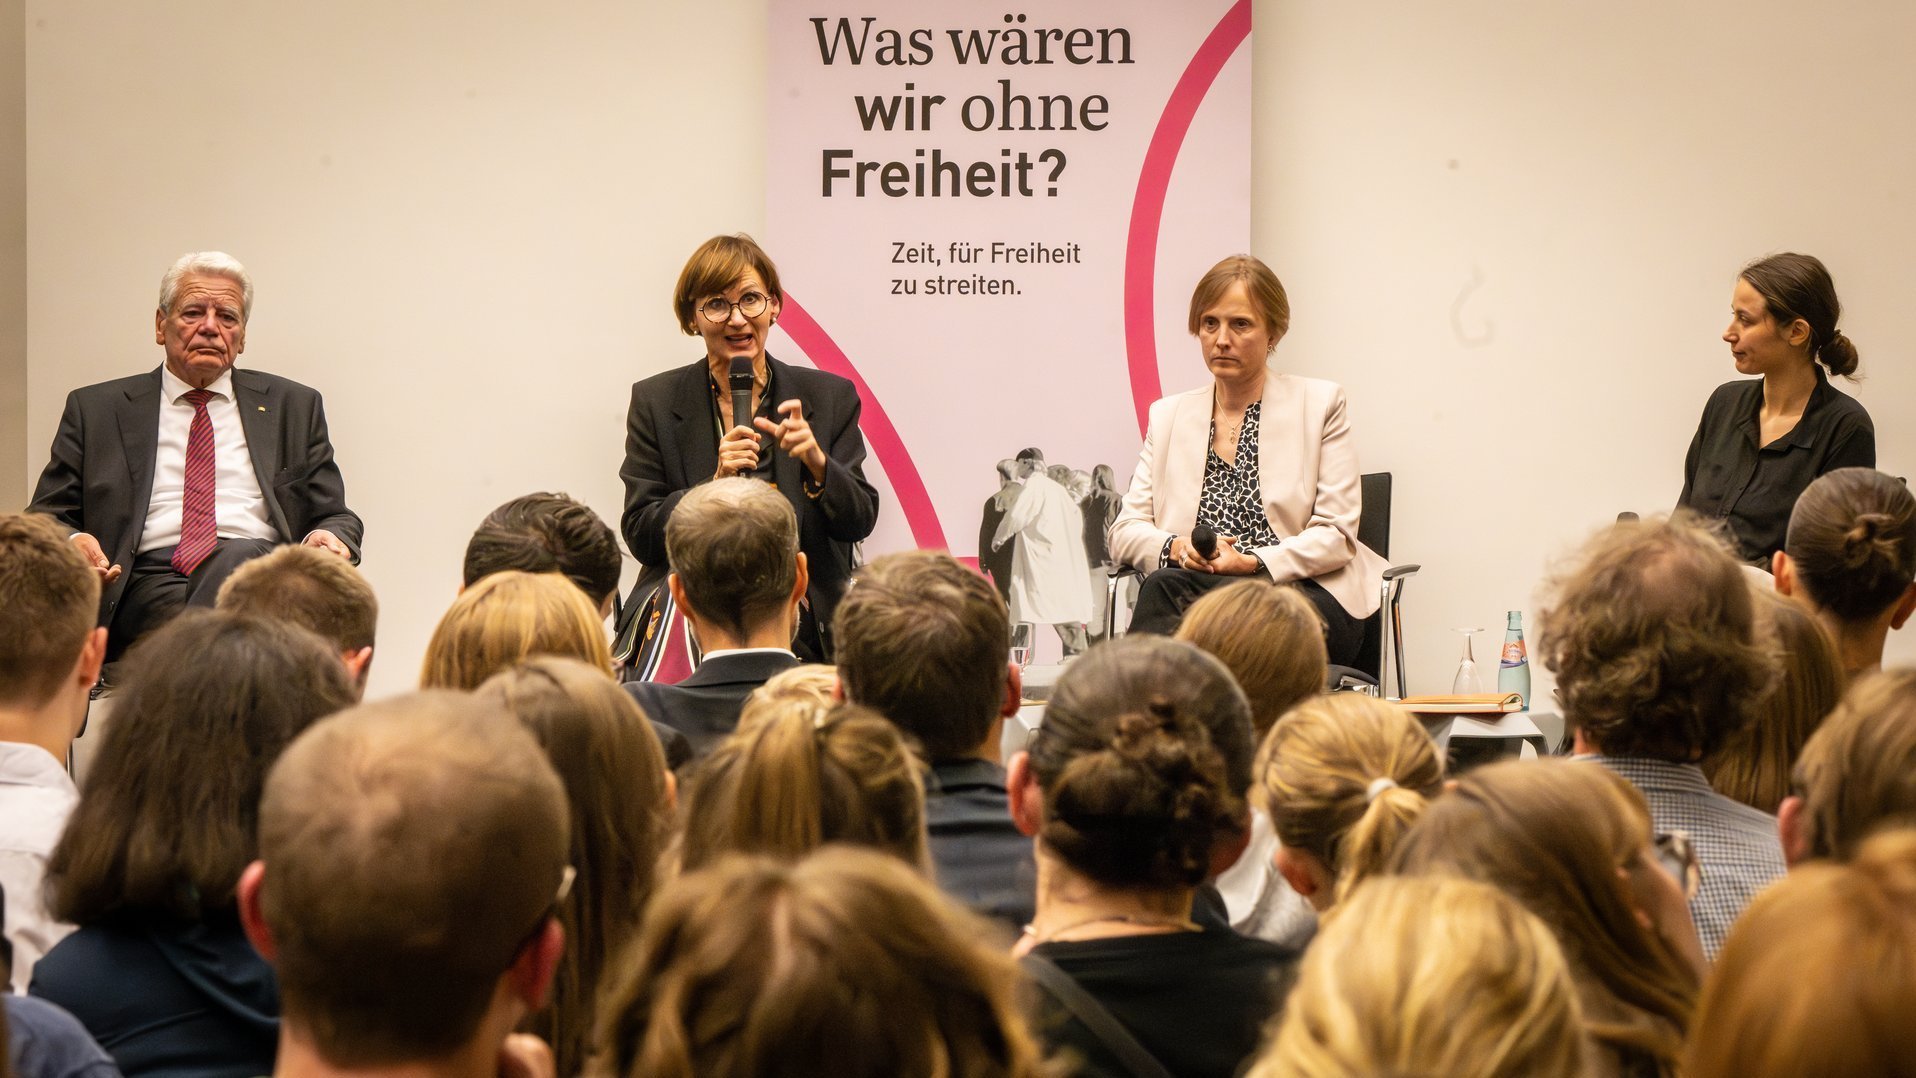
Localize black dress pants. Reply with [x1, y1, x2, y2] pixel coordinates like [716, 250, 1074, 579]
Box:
[1126, 568, 1366, 669]
[107, 537, 278, 662]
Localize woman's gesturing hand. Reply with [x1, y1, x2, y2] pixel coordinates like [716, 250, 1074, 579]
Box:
[757, 399, 829, 482]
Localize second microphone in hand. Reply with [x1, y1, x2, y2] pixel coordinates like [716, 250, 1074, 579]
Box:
[1190, 523, 1218, 562]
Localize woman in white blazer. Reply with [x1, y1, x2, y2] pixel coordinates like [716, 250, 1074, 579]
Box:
[1108, 255, 1385, 666]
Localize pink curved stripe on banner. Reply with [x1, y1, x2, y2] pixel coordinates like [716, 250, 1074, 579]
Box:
[778, 294, 949, 551]
[1124, 0, 1252, 436]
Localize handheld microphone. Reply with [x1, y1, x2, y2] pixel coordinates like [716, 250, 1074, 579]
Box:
[728, 357, 754, 434]
[1191, 524, 1218, 561]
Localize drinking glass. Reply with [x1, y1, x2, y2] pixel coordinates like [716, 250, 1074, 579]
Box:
[1452, 627, 1485, 693]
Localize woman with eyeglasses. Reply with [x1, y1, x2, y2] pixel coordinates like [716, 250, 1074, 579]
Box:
[1107, 255, 1386, 665]
[619, 233, 879, 660]
[1389, 758, 1704, 1078]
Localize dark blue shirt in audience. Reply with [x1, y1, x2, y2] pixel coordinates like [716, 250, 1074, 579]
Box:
[28, 912, 276, 1078]
[6, 995, 122, 1078]
[925, 758, 1036, 929]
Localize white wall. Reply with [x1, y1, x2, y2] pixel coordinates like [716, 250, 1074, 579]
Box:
[0, 0, 23, 512]
[23, 1, 1915, 701]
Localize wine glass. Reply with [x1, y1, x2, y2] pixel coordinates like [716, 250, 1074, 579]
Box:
[1452, 627, 1485, 693]
[1009, 622, 1033, 671]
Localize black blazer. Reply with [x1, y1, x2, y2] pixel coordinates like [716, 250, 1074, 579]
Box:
[619, 355, 879, 648]
[27, 367, 363, 624]
[624, 650, 802, 761]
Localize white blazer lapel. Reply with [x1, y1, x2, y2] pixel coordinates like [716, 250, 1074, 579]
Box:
[1158, 387, 1211, 536]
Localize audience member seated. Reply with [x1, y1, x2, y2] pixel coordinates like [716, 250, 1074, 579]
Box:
[1773, 467, 1916, 679]
[30, 612, 357, 1078]
[0, 515, 105, 993]
[1686, 828, 1916, 1078]
[1541, 514, 1783, 956]
[625, 478, 805, 760]
[1703, 588, 1843, 813]
[420, 570, 611, 689]
[235, 692, 570, 1078]
[1778, 668, 1916, 866]
[747, 663, 837, 709]
[2, 952, 119, 1078]
[474, 658, 672, 1077]
[1175, 581, 1328, 941]
[1255, 694, 1442, 925]
[1248, 876, 1586, 1078]
[1391, 758, 1703, 1078]
[835, 551, 1037, 928]
[462, 491, 623, 619]
[678, 697, 928, 873]
[1009, 636, 1295, 1078]
[593, 847, 1048, 1078]
[420, 569, 690, 767]
[216, 544, 378, 697]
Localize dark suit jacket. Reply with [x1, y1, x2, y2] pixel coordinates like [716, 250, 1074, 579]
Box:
[623, 650, 802, 761]
[27, 367, 363, 625]
[619, 356, 878, 652]
[926, 758, 1036, 929]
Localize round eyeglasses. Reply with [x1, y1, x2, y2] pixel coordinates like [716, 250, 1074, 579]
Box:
[699, 291, 770, 323]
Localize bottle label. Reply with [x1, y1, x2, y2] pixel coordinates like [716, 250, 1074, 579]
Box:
[1500, 641, 1527, 668]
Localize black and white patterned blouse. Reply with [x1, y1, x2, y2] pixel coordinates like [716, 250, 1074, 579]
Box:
[1199, 400, 1280, 550]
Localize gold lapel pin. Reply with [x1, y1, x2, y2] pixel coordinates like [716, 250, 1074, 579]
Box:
[257, 406, 267, 412]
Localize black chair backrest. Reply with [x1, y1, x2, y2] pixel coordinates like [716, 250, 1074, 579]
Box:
[1359, 472, 1391, 559]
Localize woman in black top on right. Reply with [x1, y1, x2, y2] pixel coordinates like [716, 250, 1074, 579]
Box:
[1679, 252, 1874, 565]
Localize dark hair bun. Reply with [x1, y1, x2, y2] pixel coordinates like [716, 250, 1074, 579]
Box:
[1820, 331, 1860, 378]
[1841, 512, 1904, 574]
[1042, 706, 1232, 889]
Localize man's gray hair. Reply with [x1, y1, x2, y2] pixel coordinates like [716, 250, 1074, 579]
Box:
[159, 251, 254, 322]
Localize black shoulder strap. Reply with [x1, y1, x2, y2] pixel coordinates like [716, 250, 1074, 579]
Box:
[1019, 953, 1175, 1078]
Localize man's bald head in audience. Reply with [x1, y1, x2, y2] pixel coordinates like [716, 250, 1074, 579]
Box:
[240, 692, 569, 1067]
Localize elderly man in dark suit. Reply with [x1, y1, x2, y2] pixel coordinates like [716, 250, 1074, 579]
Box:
[28, 252, 361, 662]
[624, 478, 805, 761]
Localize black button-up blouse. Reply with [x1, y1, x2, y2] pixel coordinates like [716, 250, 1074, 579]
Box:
[1677, 367, 1875, 565]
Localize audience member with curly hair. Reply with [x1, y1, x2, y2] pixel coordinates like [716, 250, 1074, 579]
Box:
[1688, 828, 1916, 1078]
[475, 658, 674, 1078]
[591, 847, 1049, 1078]
[1704, 588, 1843, 813]
[1010, 635, 1295, 1078]
[678, 696, 929, 873]
[1778, 668, 1916, 865]
[1248, 875, 1586, 1078]
[1773, 467, 1916, 678]
[1391, 759, 1703, 1078]
[1541, 514, 1782, 956]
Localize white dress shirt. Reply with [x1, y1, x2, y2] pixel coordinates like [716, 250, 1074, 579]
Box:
[0, 741, 79, 993]
[138, 366, 277, 554]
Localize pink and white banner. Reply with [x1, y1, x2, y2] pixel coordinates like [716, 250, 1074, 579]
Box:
[766, 0, 1252, 564]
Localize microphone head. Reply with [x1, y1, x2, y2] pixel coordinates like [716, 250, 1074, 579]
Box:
[728, 356, 754, 390]
[1191, 523, 1217, 560]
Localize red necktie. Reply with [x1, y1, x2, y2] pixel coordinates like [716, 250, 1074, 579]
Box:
[171, 389, 218, 576]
